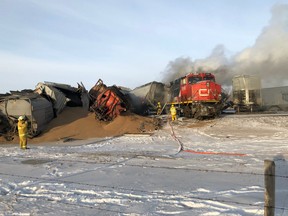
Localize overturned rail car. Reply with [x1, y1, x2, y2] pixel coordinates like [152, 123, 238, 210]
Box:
[127, 81, 169, 115]
[0, 93, 54, 138]
[0, 115, 12, 140]
[89, 79, 129, 121]
[35, 82, 90, 116]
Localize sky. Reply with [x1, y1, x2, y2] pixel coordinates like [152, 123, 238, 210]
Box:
[0, 0, 288, 93]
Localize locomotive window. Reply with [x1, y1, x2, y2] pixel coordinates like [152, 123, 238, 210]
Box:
[203, 76, 215, 82]
[188, 77, 202, 84]
[181, 78, 187, 85]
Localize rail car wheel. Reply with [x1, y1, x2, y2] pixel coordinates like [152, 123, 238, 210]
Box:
[193, 109, 202, 120]
[183, 106, 192, 118]
[268, 106, 281, 112]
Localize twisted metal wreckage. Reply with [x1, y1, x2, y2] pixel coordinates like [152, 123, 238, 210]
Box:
[0, 79, 147, 140]
[0, 82, 91, 140]
[0, 72, 230, 141]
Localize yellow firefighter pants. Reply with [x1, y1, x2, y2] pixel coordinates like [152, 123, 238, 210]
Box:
[19, 134, 27, 149]
[171, 114, 177, 121]
[170, 107, 177, 121]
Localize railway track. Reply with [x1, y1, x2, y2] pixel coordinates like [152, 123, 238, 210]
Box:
[221, 111, 288, 118]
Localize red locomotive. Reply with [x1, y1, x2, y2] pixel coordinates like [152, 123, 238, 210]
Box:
[168, 72, 223, 119]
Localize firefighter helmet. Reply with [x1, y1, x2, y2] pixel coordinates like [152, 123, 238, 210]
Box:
[18, 116, 25, 121]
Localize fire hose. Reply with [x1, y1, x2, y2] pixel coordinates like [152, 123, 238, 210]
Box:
[167, 118, 184, 154]
[167, 117, 247, 157]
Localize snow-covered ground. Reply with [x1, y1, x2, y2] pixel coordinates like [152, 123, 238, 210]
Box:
[1, 114, 288, 215]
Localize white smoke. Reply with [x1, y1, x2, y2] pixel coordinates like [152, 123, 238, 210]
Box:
[162, 4, 288, 88]
[231, 4, 288, 88]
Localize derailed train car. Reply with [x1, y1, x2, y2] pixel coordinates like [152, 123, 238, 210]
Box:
[0, 81, 91, 140]
[89, 79, 130, 121]
[127, 81, 170, 115]
[0, 92, 54, 139]
[35, 82, 90, 116]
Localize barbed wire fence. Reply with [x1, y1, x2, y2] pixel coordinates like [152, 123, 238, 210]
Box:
[0, 159, 288, 215]
[0, 117, 287, 214]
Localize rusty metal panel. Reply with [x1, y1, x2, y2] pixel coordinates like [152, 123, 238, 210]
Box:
[89, 80, 129, 121]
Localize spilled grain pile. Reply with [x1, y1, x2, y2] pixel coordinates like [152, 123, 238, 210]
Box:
[1, 107, 159, 144]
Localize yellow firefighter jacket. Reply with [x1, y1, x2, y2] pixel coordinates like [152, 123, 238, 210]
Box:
[18, 120, 28, 137]
[170, 106, 177, 116]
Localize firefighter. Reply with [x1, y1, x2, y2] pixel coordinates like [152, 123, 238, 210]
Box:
[18, 116, 28, 150]
[156, 102, 162, 115]
[170, 104, 177, 121]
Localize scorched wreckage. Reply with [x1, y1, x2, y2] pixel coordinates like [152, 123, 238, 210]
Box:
[0, 72, 227, 140]
[89, 79, 130, 121]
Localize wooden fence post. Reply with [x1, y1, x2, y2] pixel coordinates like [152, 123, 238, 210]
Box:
[264, 160, 275, 216]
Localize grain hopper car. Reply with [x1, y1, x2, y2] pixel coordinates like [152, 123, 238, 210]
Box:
[0, 92, 54, 139]
[89, 79, 129, 121]
[127, 81, 170, 115]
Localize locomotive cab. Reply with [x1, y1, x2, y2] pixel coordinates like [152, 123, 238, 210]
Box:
[178, 73, 221, 102]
